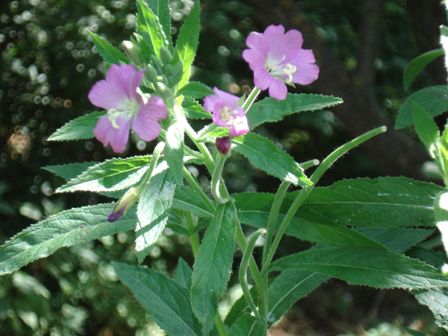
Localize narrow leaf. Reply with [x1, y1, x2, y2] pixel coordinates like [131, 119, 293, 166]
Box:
[56, 156, 151, 193]
[47, 111, 103, 142]
[145, 0, 171, 44]
[232, 133, 312, 187]
[175, 258, 193, 290]
[395, 85, 448, 129]
[136, 171, 176, 262]
[89, 32, 128, 64]
[173, 186, 214, 218]
[43, 161, 97, 180]
[175, 0, 200, 87]
[136, 0, 168, 57]
[183, 97, 211, 120]
[0, 203, 136, 275]
[413, 103, 440, 157]
[113, 262, 201, 336]
[178, 81, 213, 99]
[403, 49, 444, 91]
[271, 246, 448, 290]
[191, 203, 236, 335]
[248, 93, 343, 129]
[165, 118, 185, 185]
[228, 314, 265, 336]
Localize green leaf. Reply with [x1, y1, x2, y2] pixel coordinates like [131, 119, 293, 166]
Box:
[271, 246, 448, 290]
[47, 111, 103, 142]
[113, 262, 201, 336]
[413, 104, 440, 157]
[403, 49, 444, 91]
[395, 85, 448, 129]
[434, 191, 448, 259]
[43, 161, 97, 180]
[165, 118, 185, 185]
[175, 0, 200, 87]
[183, 97, 211, 120]
[145, 0, 171, 45]
[175, 258, 193, 290]
[414, 288, 448, 330]
[228, 314, 265, 336]
[0, 203, 136, 275]
[173, 186, 214, 218]
[177, 81, 213, 99]
[191, 203, 236, 335]
[136, 171, 176, 263]
[136, 0, 168, 58]
[268, 270, 329, 324]
[89, 32, 128, 64]
[248, 93, 343, 130]
[232, 133, 312, 187]
[56, 156, 151, 193]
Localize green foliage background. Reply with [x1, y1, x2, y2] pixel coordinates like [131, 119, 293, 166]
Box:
[0, 0, 446, 334]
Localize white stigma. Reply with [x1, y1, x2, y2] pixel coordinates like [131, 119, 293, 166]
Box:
[107, 99, 140, 129]
[265, 54, 297, 84]
[219, 106, 235, 122]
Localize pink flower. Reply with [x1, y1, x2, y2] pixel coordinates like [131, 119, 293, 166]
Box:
[242, 25, 319, 100]
[88, 64, 168, 153]
[203, 88, 249, 137]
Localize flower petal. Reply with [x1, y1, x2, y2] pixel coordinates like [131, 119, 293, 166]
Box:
[268, 79, 288, 100]
[229, 115, 249, 136]
[131, 97, 167, 142]
[106, 64, 143, 101]
[293, 63, 320, 85]
[253, 68, 273, 90]
[93, 115, 131, 153]
[88, 80, 128, 110]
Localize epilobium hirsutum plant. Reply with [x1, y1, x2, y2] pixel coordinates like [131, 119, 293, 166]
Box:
[1, 0, 448, 334]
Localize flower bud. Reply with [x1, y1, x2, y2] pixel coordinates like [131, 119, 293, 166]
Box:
[160, 46, 173, 64]
[108, 187, 140, 222]
[145, 64, 159, 83]
[216, 136, 231, 155]
[121, 40, 140, 64]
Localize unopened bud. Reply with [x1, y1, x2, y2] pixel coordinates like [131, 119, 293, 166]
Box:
[216, 136, 231, 155]
[121, 40, 140, 64]
[145, 64, 159, 82]
[108, 187, 140, 222]
[160, 46, 173, 64]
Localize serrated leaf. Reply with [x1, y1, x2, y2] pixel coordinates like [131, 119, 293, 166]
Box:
[113, 262, 201, 336]
[191, 203, 236, 335]
[177, 81, 213, 99]
[175, 258, 193, 290]
[413, 104, 440, 157]
[435, 191, 448, 259]
[43, 161, 97, 180]
[47, 111, 103, 142]
[145, 0, 171, 45]
[414, 287, 448, 330]
[0, 203, 136, 276]
[57, 156, 151, 193]
[89, 32, 128, 64]
[165, 118, 185, 185]
[173, 186, 214, 217]
[248, 93, 343, 130]
[232, 133, 312, 187]
[404, 49, 444, 91]
[271, 246, 448, 290]
[183, 97, 210, 120]
[135, 171, 176, 262]
[395, 85, 448, 129]
[136, 0, 168, 58]
[175, 0, 200, 88]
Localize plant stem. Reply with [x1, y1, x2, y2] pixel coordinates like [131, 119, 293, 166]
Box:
[211, 154, 229, 204]
[262, 126, 387, 273]
[182, 166, 216, 213]
[214, 315, 228, 336]
[184, 212, 200, 258]
[242, 87, 261, 112]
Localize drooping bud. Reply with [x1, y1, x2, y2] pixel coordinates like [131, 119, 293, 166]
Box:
[216, 136, 231, 155]
[121, 40, 141, 64]
[107, 187, 140, 222]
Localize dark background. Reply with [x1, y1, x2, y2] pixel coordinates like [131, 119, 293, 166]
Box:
[0, 0, 446, 334]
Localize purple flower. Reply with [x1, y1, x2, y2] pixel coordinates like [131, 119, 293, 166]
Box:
[242, 24, 319, 100]
[204, 88, 249, 137]
[88, 64, 168, 153]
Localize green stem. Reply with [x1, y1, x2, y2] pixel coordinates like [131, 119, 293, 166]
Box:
[262, 181, 290, 265]
[214, 315, 228, 336]
[262, 126, 387, 272]
[183, 167, 216, 213]
[300, 159, 320, 170]
[136, 141, 165, 191]
[211, 154, 229, 204]
[239, 229, 266, 321]
[184, 212, 200, 258]
[242, 87, 261, 112]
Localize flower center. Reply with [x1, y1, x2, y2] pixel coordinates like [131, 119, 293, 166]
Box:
[107, 99, 140, 129]
[219, 106, 236, 123]
[265, 54, 297, 84]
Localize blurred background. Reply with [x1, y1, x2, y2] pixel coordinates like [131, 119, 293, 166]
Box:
[0, 0, 447, 335]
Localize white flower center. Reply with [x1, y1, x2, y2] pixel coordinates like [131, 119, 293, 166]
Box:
[265, 54, 297, 84]
[107, 99, 140, 129]
[219, 106, 236, 123]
